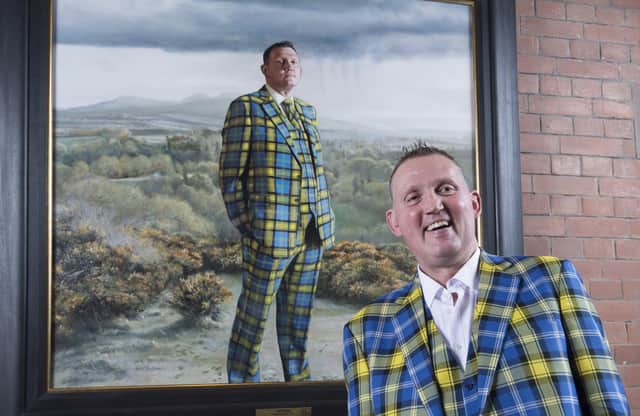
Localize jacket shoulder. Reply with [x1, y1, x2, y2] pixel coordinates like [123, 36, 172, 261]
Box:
[346, 279, 416, 328]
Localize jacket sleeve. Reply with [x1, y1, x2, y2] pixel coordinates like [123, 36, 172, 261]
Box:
[218, 98, 251, 236]
[343, 323, 373, 416]
[554, 260, 630, 415]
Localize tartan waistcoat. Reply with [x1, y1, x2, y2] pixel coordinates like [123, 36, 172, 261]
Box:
[427, 317, 480, 416]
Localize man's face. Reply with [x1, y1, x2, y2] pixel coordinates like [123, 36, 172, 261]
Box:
[261, 47, 301, 94]
[386, 154, 481, 275]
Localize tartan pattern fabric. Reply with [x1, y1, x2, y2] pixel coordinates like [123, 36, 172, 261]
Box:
[227, 238, 323, 383]
[219, 86, 335, 258]
[343, 251, 629, 416]
[427, 321, 481, 415]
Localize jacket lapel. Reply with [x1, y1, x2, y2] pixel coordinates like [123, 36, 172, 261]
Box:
[256, 87, 300, 162]
[474, 251, 520, 412]
[391, 279, 445, 416]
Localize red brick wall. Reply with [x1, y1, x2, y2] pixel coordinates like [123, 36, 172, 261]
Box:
[516, 0, 640, 412]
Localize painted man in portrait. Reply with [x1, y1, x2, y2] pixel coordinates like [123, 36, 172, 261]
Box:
[219, 40, 335, 383]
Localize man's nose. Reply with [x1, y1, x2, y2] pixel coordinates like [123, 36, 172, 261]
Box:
[422, 194, 444, 214]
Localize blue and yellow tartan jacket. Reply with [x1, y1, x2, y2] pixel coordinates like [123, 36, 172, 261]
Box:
[343, 252, 629, 415]
[219, 86, 335, 257]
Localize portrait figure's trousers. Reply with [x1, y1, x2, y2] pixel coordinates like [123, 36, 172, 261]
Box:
[227, 226, 323, 383]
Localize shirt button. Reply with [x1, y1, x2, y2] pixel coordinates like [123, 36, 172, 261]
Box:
[456, 344, 462, 350]
[465, 383, 474, 391]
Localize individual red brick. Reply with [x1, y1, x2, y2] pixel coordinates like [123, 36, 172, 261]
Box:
[570, 40, 601, 59]
[567, 3, 596, 22]
[524, 236, 551, 256]
[572, 78, 602, 97]
[627, 10, 640, 28]
[600, 177, 640, 197]
[593, 99, 633, 118]
[604, 321, 629, 344]
[522, 17, 584, 39]
[552, 154, 581, 175]
[518, 75, 539, 95]
[561, 137, 626, 157]
[622, 140, 636, 156]
[536, 0, 566, 19]
[615, 344, 640, 364]
[522, 175, 533, 193]
[540, 75, 572, 96]
[611, 0, 640, 9]
[605, 119, 635, 138]
[619, 366, 640, 392]
[617, 240, 640, 260]
[566, 217, 629, 237]
[632, 47, 640, 64]
[519, 94, 529, 112]
[593, 300, 640, 321]
[557, 60, 619, 79]
[584, 23, 640, 45]
[551, 237, 582, 258]
[629, 322, 640, 344]
[614, 198, 640, 217]
[623, 280, 640, 300]
[523, 215, 566, 236]
[628, 388, 640, 416]
[541, 115, 573, 134]
[533, 175, 598, 195]
[583, 197, 615, 216]
[602, 43, 631, 62]
[621, 64, 640, 82]
[631, 221, 640, 238]
[521, 133, 561, 153]
[516, 0, 535, 16]
[573, 259, 603, 279]
[520, 113, 540, 133]
[518, 55, 556, 74]
[573, 117, 604, 136]
[521, 153, 551, 174]
[603, 81, 632, 100]
[590, 279, 623, 299]
[522, 193, 551, 214]
[603, 260, 640, 279]
[517, 35, 539, 55]
[596, 7, 626, 25]
[582, 156, 612, 176]
[529, 96, 592, 116]
[551, 195, 582, 215]
[583, 238, 615, 258]
[540, 38, 571, 57]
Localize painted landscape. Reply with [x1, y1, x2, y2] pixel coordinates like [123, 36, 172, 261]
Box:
[52, 0, 475, 387]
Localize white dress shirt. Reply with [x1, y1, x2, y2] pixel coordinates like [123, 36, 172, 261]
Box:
[265, 83, 290, 108]
[418, 248, 480, 370]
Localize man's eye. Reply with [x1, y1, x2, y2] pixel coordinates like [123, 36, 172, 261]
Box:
[405, 194, 419, 204]
[439, 185, 456, 194]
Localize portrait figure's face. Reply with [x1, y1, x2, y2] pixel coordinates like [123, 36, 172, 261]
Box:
[386, 154, 481, 274]
[261, 47, 301, 93]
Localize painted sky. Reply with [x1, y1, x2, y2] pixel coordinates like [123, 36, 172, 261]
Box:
[54, 0, 474, 135]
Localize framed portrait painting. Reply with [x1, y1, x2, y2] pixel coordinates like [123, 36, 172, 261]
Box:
[0, 0, 521, 415]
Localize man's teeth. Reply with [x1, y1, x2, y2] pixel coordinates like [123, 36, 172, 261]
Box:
[427, 220, 449, 231]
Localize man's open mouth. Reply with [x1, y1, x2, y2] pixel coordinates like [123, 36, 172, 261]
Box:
[426, 220, 450, 232]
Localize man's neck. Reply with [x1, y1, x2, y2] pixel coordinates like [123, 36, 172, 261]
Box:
[418, 247, 480, 287]
[265, 83, 293, 99]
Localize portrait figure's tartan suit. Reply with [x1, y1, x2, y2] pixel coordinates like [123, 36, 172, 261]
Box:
[343, 251, 629, 415]
[219, 86, 335, 382]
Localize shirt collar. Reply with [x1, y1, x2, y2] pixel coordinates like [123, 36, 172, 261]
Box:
[418, 248, 481, 307]
[265, 83, 292, 106]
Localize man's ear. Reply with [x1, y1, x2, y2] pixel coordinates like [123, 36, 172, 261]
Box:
[385, 208, 403, 237]
[260, 64, 266, 75]
[471, 190, 482, 219]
